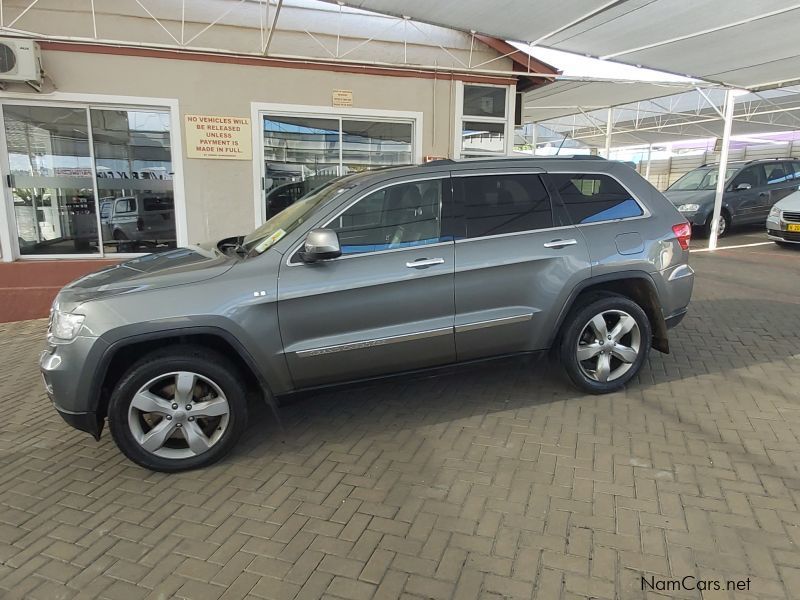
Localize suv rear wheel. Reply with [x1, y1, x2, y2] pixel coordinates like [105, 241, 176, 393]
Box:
[108, 346, 248, 472]
[559, 295, 651, 394]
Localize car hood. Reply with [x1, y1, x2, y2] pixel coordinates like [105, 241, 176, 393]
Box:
[663, 189, 715, 206]
[777, 190, 800, 211]
[55, 244, 239, 312]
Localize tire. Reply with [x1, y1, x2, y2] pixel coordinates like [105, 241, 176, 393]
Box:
[559, 294, 652, 394]
[108, 345, 248, 472]
[699, 210, 730, 238]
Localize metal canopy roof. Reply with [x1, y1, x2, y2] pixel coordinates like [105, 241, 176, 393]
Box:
[330, 1, 800, 90]
[528, 85, 800, 147]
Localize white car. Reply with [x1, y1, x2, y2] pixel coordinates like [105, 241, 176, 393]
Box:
[767, 189, 800, 247]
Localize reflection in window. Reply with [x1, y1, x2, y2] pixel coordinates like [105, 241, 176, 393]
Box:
[461, 121, 505, 154]
[91, 109, 175, 254]
[262, 115, 414, 220]
[456, 174, 552, 238]
[3, 104, 98, 255]
[331, 179, 442, 254]
[550, 174, 643, 224]
[463, 85, 507, 119]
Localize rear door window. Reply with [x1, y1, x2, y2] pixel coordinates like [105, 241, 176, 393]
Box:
[764, 162, 791, 185]
[549, 173, 643, 224]
[452, 173, 553, 238]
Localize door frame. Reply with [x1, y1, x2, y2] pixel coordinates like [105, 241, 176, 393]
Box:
[0, 91, 186, 262]
[249, 102, 423, 229]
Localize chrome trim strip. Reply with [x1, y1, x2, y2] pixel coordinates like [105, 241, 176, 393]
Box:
[668, 264, 695, 281]
[455, 312, 534, 333]
[454, 223, 576, 244]
[295, 326, 452, 357]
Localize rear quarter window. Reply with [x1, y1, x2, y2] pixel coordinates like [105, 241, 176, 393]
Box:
[549, 173, 643, 224]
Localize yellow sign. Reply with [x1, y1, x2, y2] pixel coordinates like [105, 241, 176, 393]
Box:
[185, 114, 252, 160]
[332, 89, 353, 107]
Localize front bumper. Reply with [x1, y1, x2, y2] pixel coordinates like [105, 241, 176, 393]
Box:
[767, 214, 800, 243]
[40, 335, 108, 439]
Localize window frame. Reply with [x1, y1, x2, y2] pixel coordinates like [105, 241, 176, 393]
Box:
[451, 170, 558, 241]
[251, 103, 423, 230]
[286, 173, 453, 266]
[543, 170, 651, 228]
[453, 81, 516, 159]
[0, 93, 185, 262]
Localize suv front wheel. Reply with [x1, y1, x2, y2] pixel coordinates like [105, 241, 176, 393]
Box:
[108, 346, 248, 472]
[559, 295, 652, 394]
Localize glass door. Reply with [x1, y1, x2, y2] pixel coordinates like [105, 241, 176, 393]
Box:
[3, 104, 100, 255]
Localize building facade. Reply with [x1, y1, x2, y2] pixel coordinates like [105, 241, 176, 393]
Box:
[0, 0, 556, 263]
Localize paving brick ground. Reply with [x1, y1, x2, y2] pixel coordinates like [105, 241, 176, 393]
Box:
[1, 242, 799, 599]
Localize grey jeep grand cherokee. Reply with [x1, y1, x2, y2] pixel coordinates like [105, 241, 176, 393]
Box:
[41, 157, 694, 472]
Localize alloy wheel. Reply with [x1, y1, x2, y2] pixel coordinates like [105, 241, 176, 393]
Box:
[576, 310, 641, 383]
[127, 371, 230, 459]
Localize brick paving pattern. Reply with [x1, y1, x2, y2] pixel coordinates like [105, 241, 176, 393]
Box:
[1, 245, 799, 599]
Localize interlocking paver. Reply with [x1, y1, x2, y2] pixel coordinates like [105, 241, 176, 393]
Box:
[2, 244, 800, 599]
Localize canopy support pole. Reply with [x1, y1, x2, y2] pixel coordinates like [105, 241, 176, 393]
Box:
[604, 108, 612, 158]
[644, 144, 652, 179]
[531, 123, 537, 156]
[708, 88, 735, 251]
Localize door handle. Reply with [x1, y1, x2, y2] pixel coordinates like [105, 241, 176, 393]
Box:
[759, 192, 768, 197]
[543, 239, 577, 249]
[406, 257, 445, 268]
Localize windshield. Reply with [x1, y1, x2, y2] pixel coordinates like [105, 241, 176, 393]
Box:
[242, 177, 357, 254]
[668, 166, 739, 191]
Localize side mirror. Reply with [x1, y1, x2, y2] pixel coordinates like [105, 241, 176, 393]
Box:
[734, 182, 752, 191]
[299, 228, 341, 263]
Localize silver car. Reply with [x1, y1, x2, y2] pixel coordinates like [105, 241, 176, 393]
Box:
[767, 189, 800, 246]
[41, 157, 694, 471]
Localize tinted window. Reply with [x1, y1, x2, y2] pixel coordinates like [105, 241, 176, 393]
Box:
[455, 174, 552, 238]
[764, 162, 790, 185]
[330, 179, 443, 255]
[731, 165, 764, 189]
[143, 197, 174, 211]
[115, 198, 136, 213]
[550, 173, 643, 224]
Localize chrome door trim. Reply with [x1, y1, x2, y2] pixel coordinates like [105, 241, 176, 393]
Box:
[455, 312, 534, 333]
[295, 326, 452, 357]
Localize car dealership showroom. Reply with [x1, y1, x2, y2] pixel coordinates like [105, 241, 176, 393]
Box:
[1, 1, 800, 598]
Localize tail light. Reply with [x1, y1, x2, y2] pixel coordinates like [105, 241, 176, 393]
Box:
[136, 217, 144, 231]
[672, 222, 691, 250]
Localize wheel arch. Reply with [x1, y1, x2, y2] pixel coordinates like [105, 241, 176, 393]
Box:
[88, 326, 275, 436]
[550, 271, 669, 354]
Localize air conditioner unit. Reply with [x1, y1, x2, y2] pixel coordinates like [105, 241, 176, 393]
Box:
[0, 38, 42, 88]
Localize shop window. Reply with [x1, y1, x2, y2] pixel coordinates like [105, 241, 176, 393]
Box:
[262, 115, 413, 220]
[2, 103, 175, 256]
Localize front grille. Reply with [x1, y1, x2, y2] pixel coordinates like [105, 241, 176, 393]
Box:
[783, 211, 800, 223]
[769, 228, 800, 242]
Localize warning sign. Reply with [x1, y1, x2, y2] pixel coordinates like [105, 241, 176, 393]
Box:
[185, 114, 252, 160]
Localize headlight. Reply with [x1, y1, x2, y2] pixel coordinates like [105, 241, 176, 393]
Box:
[769, 205, 782, 218]
[50, 310, 85, 341]
[677, 204, 700, 213]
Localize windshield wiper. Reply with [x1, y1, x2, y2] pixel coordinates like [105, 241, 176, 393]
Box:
[217, 236, 248, 257]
